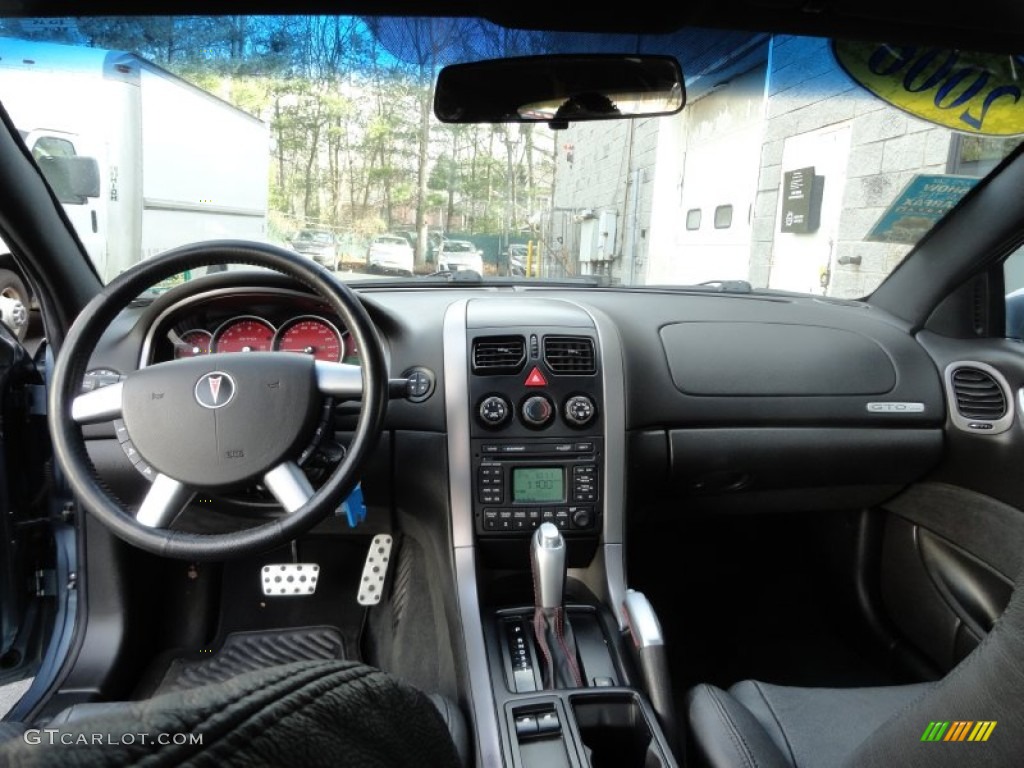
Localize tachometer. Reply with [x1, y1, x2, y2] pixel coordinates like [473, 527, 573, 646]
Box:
[273, 316, 343, 362]
[172, 329, 213, 359]
[212, 316, 275, 353]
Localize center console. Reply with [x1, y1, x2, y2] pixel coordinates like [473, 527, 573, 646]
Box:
[444, 298, 678, 768]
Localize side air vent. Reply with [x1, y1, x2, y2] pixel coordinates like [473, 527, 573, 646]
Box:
[951, 367, 1006, 420]
[944, 362, 1013, 435]
[543, 336, 596, 374]
[472, 336, 526, 374]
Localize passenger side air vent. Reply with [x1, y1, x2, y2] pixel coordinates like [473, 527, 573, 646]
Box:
[945, 362, 1013, 435]
[951, 367, 1006, 420]
[543, 336, 596, 375]
[472, 336, 526, 374]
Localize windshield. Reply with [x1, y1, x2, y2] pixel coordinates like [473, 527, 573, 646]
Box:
[0, 16, 1021, 297]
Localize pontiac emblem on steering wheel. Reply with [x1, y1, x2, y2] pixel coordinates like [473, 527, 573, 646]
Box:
[195, 372, 236, 409]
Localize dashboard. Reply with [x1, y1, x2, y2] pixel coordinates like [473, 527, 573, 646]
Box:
[81, 271, 951, 527]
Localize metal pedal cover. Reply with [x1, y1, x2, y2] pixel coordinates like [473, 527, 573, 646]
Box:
[261, 563, 320, 596]
[357, 534, 393, 605]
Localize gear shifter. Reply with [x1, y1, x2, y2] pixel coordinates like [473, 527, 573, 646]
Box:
[530, 523, 583, 688]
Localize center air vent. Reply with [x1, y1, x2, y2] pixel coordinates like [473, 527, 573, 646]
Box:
[945, 362, 1013, 435]
[543, 336, 596, 375]
[472, 336, 526, 374]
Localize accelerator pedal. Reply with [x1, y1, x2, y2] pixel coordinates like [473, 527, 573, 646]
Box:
[357, 534, 393, 605]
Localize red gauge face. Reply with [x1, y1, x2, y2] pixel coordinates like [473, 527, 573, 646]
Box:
[213, 317, 275, 353]
[174, 329, 213, 359]
[274, 317, 342, 362]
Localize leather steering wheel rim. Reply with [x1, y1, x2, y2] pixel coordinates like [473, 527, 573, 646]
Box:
[48, 240, 388, 560]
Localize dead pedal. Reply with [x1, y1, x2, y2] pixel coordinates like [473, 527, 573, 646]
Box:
[357, 534, 392, 605]
[261, 563, 320, 596]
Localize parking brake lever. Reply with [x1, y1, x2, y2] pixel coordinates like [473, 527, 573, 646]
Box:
[622, 589, 678, 750]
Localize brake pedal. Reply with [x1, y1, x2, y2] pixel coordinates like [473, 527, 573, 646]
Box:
[261, 563, 320, 596]
[357, 534, 393, 605]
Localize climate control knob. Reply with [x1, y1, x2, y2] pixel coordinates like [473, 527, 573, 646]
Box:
[521, 395, 554, 428]
[564, 395, 596, 427]
[478, 395, 512, 427]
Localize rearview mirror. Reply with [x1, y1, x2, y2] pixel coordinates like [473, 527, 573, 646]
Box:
[37, 155, 101, 204]
[434, 54, 685, 128]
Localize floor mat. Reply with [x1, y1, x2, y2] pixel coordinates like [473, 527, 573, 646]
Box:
[153, 626, 345, 695]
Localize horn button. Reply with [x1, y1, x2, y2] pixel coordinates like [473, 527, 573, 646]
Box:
[121, 353, 320, 487]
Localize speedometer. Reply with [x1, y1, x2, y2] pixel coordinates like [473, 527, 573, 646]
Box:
[212, 316, 275, 353]
[273, 316, 343, 362]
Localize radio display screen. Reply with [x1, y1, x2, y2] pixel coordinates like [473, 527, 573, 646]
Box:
[512, 467, 565, 504]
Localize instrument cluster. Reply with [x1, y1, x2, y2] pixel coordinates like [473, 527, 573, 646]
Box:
[148, 291, 361, 366]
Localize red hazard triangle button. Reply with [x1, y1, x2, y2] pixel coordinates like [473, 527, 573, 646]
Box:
[524, 367, 547, 387]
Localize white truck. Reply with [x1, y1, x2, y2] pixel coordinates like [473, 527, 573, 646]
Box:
[0, 37, 269, 333]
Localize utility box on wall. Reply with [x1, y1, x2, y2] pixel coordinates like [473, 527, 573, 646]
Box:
[780, 167, 824, 234]
[579, 209, 618, 266]
[597, 210, 617, 260]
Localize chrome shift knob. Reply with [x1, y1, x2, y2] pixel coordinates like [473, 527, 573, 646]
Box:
[531, 522, 566, 610]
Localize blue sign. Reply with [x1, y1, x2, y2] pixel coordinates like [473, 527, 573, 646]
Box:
[866, 175, 979, 244]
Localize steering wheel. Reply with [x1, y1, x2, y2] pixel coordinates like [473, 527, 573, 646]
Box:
[48, 240, 388, 560]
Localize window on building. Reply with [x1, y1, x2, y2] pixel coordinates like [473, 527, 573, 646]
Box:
[686, 208, 701, 230]
[948, 135, 1018, 177]
[714, 204, 733, 229]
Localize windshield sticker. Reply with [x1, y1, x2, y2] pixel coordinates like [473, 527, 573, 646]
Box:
[833, 41, 1024, 136]
[866, 174, 979, 243]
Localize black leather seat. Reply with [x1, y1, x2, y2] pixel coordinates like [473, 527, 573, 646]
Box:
[0, 660, 468, 767]
[687, 566, 1024, 767]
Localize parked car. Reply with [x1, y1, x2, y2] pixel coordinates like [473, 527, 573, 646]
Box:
[290, 229, 339, 269]
[366, 233, 414, 275]
[436, 239, 484, 275]
[2, 3, 1024, 768]
[505, 243, 528, 276]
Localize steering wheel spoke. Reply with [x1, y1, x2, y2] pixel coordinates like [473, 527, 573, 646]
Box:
[72, 381, 124, 424]
[315, 360, 363, 398]
[136, 473, 193, 528]
[264, 462, 315, 513]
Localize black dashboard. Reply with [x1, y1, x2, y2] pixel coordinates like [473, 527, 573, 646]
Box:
[81, 272, 949, 522]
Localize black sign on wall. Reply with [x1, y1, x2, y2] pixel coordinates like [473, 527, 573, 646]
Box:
[780, 167, 824, 234]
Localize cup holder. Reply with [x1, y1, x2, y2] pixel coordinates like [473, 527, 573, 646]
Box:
[572, 693, 671, 767]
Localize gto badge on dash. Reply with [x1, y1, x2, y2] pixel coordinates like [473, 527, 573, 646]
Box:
[195, 371, 236, 409]
[867, 402, 925, 413]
